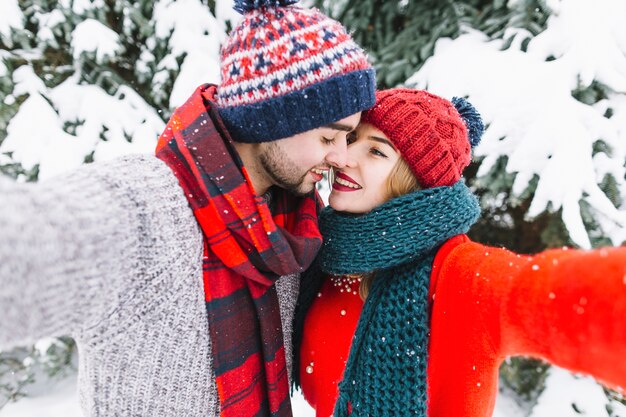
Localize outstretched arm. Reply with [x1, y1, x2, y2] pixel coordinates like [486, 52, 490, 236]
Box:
[427, 236, 626, 417]
[0, 155, 199, 348]
[501, 245, 626, 390]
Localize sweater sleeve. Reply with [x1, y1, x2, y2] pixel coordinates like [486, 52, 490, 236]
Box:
[427, 237, 626, 417]
[0, 155, 199, 349]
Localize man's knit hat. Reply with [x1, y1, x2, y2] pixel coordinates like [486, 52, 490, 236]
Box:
[361, 88, 484, 188]
[217, 0, 376, 143]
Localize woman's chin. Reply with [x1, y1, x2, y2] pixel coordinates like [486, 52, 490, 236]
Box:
[328, 199, 366, 214]
[328, 196, 352, 213]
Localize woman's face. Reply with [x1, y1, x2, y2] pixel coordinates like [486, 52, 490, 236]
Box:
[328, 123, 401, 213]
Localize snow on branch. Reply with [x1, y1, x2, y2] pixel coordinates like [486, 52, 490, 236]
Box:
[153, 0, 228, 107]
[407, 21, 626, 248]
[0, 0, 24, 39]
[71, 19, 122, 63]
[529, 0, 626, 92]
[2, 67, 164, 180]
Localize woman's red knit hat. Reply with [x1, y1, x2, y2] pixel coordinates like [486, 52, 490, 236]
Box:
[361, 88, 484, 188]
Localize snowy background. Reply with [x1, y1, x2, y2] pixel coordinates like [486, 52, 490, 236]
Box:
[1, 0, 625, 415]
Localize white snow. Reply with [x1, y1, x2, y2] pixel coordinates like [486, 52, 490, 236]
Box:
[2, 67, 163, 180]
[528, 0, 626, 91]
[33, 338, 62, 357]
[292, 389, 316, 417]
[215, 0, 243, 28]
[153, 0, 226, 107]
[529, 367, 626, 417]
[2, 67, 92, 180]
[11, 65, 47, 97]
[2, 91, 89, 180]
[71, 19, 122, 62]
[33, 10, 66, 44]
[0, 0, 23, 38]
[48, 78, 165, 162]
[58, 0, 102, 15]
[0, 372, 81, 417]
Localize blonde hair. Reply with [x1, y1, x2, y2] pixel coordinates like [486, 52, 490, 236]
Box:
[358, 157, 420, 300]
[385, 157, 421, 200]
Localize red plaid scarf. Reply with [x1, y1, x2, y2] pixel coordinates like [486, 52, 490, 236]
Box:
[156, 84, 322, 417]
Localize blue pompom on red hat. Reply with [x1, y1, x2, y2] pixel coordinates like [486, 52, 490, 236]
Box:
[217, 0, 376, 143]
[451, 96, 483, 148]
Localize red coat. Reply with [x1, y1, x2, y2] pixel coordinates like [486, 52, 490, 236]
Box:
[299, 235, 626, 417]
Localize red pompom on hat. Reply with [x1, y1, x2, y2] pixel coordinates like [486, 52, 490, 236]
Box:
[361, 88, 484, 189]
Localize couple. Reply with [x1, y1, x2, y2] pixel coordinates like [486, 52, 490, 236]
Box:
[1, 2, 625, 417]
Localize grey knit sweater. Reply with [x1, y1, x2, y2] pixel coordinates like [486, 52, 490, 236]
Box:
[0, 154, 300, 416]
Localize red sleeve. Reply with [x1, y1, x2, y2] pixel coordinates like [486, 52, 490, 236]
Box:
[299, 277, 364, 417]
[427, 237, 626, 417]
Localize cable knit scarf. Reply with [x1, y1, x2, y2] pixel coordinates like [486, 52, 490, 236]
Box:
[293, 181, 480, 416]
[156, 84, 322, 417]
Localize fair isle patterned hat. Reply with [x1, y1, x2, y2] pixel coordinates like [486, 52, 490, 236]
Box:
[217, 0, 376, 143]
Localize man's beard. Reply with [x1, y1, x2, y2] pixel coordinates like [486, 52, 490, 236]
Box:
[259, 142, 314, 197]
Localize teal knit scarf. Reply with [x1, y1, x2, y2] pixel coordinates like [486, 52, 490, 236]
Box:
[293, 181, 480, 417]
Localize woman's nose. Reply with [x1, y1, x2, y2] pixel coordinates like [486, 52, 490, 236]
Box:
[345, 146, 359, 167]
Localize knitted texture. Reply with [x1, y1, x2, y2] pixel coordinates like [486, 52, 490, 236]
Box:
[293, 181, 480, 417]
[323, 182, 479, 417]
[0, 155, 301, 417]
[336, 260, 433, 417]
[361, 88, 483, 188]
[217, 1, 376, 142]
[316, 181, 481, 274]
[157, 84, 322, 417]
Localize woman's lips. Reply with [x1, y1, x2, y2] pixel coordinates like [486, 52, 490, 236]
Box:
[333, 172, 362, 191]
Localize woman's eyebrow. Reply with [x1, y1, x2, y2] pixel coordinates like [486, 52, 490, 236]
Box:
[368, 135, 397, 150]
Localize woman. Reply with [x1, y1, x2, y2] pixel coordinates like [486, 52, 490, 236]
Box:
[292, 88, 626, 417]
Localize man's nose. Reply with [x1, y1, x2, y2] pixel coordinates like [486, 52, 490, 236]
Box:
[325, 141, 348, 168]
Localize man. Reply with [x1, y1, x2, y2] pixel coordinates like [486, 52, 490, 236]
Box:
[0, 1, 376, 416]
